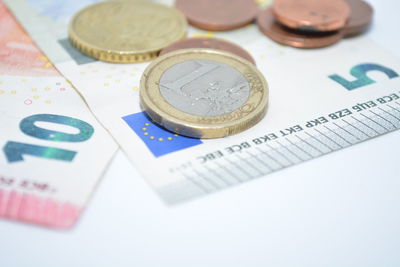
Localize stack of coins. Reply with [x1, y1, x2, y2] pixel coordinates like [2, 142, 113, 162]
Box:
[68, 0, 374, 138]
[257, 0, 373, 48]
[69, 0, 269, 138]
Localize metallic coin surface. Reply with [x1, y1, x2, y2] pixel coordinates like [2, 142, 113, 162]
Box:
[343, 0, 373, 37]
[69, 1, 187, 63]
[160, 60, 250, 116]
[159, 37, 256, 65]
[272, 0, 350, 32]
[257, 8, 343, 49]
[175, 0, 259, 31]
[140, 49, 269, 138]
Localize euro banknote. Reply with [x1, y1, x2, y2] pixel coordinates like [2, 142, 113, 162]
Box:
[0, 1, 117, 228]
[5, 0, 400, 204]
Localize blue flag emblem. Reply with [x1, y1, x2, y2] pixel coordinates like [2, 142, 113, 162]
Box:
[122, 112, 203, 157]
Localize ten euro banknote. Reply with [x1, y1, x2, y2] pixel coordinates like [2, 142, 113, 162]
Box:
[0, 1, 117, 228]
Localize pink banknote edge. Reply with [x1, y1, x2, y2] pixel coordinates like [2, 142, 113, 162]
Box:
[0, 0, 59, 77]
[0, 189, 82, 229]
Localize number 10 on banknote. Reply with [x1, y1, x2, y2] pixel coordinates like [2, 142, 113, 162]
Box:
[0, 2, 117, 229]
[4, 114, 94, 163]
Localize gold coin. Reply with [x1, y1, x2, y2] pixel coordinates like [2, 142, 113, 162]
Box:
[140, 49, 269, 138]
[68, 1, 187, 63]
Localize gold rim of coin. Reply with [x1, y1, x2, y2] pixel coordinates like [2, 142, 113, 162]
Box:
[140, 49, 269, 139]
[68, 1, 187, 63]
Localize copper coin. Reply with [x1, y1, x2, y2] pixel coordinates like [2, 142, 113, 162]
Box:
[175, 0, 259, 31]
[257, 8, 343, 49]
[343, 0, 373, 37]
[159, 37, 256, 64]
[272, 0, 351, 32]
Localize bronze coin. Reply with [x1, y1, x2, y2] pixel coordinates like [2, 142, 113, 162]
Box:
[272, 0, 351, 32]
[159, 37, 256, 64]
[257, 8, 343, 49]
[175, 0, 259, 31]
[343, 0, 373, 37]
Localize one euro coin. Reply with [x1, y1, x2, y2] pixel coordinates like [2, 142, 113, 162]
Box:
[140, 49, 269, 138]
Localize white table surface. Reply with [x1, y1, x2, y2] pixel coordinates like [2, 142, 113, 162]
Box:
[1, 0, 399, 266]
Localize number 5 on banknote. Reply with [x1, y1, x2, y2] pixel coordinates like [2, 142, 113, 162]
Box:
[329, 63, 399, 90]
[3, 114, 94, 163]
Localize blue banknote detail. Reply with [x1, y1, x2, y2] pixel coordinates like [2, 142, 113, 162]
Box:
[122, 112, 203, 157]
[58, 38, 97, 65]
[26, 0, 99, 23]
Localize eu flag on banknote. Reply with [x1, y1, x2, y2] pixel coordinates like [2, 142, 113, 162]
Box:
[122, 112, 203, 157]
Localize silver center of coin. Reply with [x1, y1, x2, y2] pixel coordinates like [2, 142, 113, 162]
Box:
[159, 59, 250, 116]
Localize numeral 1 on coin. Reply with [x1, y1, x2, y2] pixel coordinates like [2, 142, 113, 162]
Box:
[161, 62, 219, 90]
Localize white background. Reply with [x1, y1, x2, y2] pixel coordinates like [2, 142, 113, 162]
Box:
[1, 0, 399, 266]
